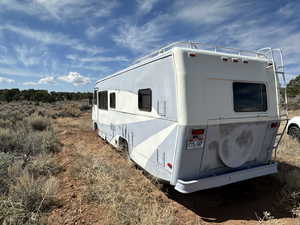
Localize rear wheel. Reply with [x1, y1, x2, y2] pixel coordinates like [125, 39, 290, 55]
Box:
[288, 125, 300, 139]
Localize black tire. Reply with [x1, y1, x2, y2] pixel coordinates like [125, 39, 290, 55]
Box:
[288, 125, 300, 139]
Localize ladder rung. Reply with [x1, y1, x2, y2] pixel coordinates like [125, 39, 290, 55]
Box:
[276, 71, 284, 74]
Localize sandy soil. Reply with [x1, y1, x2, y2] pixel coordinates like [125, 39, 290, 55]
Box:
[46, 112, 300, 225]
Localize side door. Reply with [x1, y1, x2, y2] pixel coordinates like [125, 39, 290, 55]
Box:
[92, 89, 98, 122]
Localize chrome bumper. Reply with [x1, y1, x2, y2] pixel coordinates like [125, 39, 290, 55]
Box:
[175, 163, 277, 194]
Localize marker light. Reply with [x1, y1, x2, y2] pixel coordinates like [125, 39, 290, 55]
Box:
[192, 129, 205, 135]
[189, 53, 197, 57]
[167, 163, 173, 169]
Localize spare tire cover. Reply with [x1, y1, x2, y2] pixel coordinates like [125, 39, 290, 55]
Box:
[219, 126, 254, 168]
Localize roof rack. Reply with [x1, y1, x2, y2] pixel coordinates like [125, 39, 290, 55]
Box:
[134, 41, 267, 64]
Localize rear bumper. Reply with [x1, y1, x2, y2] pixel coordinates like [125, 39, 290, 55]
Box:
[175, 162, 277, 194]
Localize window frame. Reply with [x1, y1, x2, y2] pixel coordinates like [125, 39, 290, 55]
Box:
[110, 92, 116, 109]
[232, 82, 268, 113]
[98, 91, 108, 110]
[93, 90, 97, 105]
[138, 88, 152, 112]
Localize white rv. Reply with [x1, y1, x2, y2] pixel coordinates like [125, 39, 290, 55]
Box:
[92, 42, 288, 193]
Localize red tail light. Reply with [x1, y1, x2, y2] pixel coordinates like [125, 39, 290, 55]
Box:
[192, 129, 205, 135]
[189, 53, 197, 57]
[166, 163, 173, 169]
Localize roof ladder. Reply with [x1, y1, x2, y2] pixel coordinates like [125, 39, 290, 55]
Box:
[257, 48, 289, 160]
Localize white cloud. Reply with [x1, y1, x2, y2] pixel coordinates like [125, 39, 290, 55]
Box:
[58, 72, 90, 86]
[0, 0, 120, 21]
[0, 67, 41, 77]
[0, 24, 103, 54]
[85, 25, 105, 39]
[0, 57, 17, 65]
[67, 54, 128, 63]
[38, 76, 55, 84]
[136, 0, 159, 14]
[113, 16, 169, 53]
[278, 2, 300, 18]
[15, 45, 47, 66]
[0, 77, 15, 83]
[174, 0, 239, 25]
[23, 81, 38, 86]
[22, 76, 56, 86]
[71, 64, 110, 72]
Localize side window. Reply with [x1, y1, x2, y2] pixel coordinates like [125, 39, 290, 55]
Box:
[93, 90, 97, 105]
[98, 91, 108, 110]
[138, 88, 152, 112]
[233, 82, 267, 112]
[110, 92, 116, 109]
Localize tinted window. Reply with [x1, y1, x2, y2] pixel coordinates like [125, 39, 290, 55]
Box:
[110, 92, 116, 109]
[93, 90, 97, 105]
[98, 91, 108, 110]
[233, 82, 267, 112]
[138, 89, 152, 112]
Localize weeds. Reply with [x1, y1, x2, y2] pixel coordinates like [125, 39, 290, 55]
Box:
[27, 115, 50, 131]
[0, 101, 63, 224]
[73, 154, 175, 225]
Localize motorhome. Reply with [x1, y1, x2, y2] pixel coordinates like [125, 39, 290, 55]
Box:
[92, 42, 288, 193]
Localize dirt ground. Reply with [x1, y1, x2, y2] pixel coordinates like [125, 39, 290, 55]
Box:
[46, 112, 300, 225]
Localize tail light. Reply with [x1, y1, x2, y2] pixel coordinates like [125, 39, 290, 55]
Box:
[192, 129, 204, 135]
[166, 163, 173, 169]
[187, 128, 205, 149]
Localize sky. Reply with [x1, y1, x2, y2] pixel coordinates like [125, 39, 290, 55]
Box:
[0, 0, 299, 92]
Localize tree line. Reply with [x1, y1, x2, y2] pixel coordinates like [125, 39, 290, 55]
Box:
[0, 74, 299, 103]
[287, 75, 300, 97]
[0, 89, 92, 103]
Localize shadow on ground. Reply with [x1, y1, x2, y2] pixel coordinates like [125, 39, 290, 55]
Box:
[166, 162, 299, 223]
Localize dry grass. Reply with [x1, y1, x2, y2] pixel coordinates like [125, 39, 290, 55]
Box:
[0, 101, 68, 225]
[70, 148, 175, 225]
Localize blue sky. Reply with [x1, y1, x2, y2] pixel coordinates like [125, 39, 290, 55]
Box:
[0, 0, 299, 92]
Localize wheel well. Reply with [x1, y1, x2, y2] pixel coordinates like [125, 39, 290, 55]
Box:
[93, 122, 98, 130]
[288, 123, 299, 132]
[118, 137, 128, 151]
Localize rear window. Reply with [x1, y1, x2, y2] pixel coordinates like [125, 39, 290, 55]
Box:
[233, 82, 267, 112]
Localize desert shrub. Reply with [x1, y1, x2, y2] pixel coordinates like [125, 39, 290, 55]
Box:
[0, 153, 14, 193]
[22, 130, 61, 155]
[0, 197, 32, 225]
[27, 115, 50, 131]
[27, 154, 62, 177]
[79, 103, 91, 111]
[58, 104, 81, 117]
[9, 172, 59, 212]
[0, 174, 59, 225]
[0, 119, 13, 128]
[0, 128, 20, 153]
[76, 155, 175, 225]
